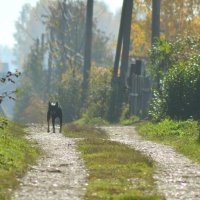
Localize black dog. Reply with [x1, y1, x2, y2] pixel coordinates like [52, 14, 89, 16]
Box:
[47, 102, 62, 133]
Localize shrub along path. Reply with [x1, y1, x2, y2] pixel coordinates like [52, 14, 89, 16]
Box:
[102, 126, 200, 200]
[12, 124, 87, 200]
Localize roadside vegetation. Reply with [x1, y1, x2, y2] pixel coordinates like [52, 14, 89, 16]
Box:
[0, 116, 40, 200]
[136, 119, 200, 164]
[63, 124, 163, 200]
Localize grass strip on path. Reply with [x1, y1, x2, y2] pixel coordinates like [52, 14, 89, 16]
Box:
[0, 117, 40, 200]
[63, 124, 163, 200]
[136, 119, 200, 164]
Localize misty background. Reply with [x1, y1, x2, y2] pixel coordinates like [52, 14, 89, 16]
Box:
[0, 0, 122, 120]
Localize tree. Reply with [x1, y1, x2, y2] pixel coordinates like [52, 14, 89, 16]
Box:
[13, 0, 115, 123]
[149, 36, 200, 120]
[58, 66, 82, 122]
[13, 39, 46, 122]
[14, 4, 33, 68]
[85, 64, 112, 121]
[152, 0, 160, 45]
[109, 0, 133, 122]
[130, 0, 200, 57]
[0, 71, 21, 104]
[82, 0, 94, 105]
[14, 1, 49, 69]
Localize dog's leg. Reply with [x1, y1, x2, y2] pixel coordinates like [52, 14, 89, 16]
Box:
[59, 109, 62, 133]
[52, 117, 55, 133]
[47, 111, 50, 132]
[59, 116, 62, 133]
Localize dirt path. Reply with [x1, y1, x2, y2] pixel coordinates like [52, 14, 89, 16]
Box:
[12, 124, 87, 200]
[102, 126, 200, 200]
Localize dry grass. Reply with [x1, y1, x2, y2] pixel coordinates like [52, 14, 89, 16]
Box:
[64, 124, 163, 200]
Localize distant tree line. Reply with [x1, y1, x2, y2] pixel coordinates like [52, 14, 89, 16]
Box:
[13, 0, 114, 123]
[13, 0, 200, 123]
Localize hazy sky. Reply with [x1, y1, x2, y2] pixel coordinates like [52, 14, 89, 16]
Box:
[0, 0, 123, 48]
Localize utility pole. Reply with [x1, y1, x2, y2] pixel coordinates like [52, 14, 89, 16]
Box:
[112, 1, 127, 83]
[109, 0, 133, 122]
[82, 0, 94, 105]
[41, 33, 45, 55]
[152, 0, 161, 89]
[120, 0, 133, 90]
[152, 0, 160, 45]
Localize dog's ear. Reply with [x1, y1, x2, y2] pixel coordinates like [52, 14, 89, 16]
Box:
[48, 101, 51, 107]
[56, 102, 58, 107]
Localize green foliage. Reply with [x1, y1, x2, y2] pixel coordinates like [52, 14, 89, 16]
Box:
[120, 116, 140, 126]
[137, 119, 197, 138]
[119, 104, 139, 125]
[14, 39, 46, 123]
[92, 30, 113, 66]
[63, 124, 108, 139]
[0, 71, 21, 104]
[58, 67, 82, 122]
[47, 0, 113, 75]
[14, 90, 47, 123]
[83, 65, 112, 122]
[148, 90, 167, 121]
[149, 39, 171, 85]
[149, 36, 200, 120]
[164, 56, 200, 119]
[149, 35, 200, 85]
[76, 114, 109, 126]
[13, 0, 115, 124]
[0, 116, 40, 200]
[63, 125, 162, 200]
[136, 119, 200, 164]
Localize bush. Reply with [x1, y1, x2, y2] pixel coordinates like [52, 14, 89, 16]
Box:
[149, 36, 200, 120]
[83, 64, 112, 121]
[138, 118, 197, 138]
[14, 85, 46, 123]
[164, 56, 200, 119]
[58, 67, 82, 122]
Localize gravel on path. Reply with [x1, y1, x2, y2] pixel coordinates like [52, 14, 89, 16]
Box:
[12, 124, 87, 200]
[102, 126, 200, 200]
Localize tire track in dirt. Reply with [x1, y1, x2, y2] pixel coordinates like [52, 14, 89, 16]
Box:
[102, 126, 200, 200]
[12, 124, 87, 200]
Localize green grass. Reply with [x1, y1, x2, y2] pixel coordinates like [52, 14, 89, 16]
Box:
[75, 115, 109, 126]
[136, 119, 200, 164]
[0, 117, 40, 200]
[64, 124, 163, 200]
[120, 116, 140, 126]
[63, 124, 108, 139]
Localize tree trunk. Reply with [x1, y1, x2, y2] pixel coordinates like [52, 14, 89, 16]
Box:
[82, 0, 94, 106]
[112, 0, 127, 83]
[120, 0, 133, 89]
[108, 0, 133, 122]
[152, 0, 160, 45]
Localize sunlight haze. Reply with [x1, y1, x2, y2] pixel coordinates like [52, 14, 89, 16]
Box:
[0, 0, 122, 48]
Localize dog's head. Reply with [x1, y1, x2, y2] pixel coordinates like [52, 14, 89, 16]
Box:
[48, 102, 59, 115]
